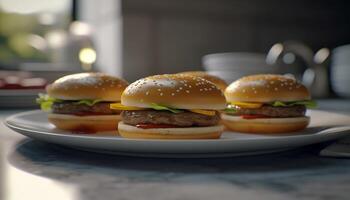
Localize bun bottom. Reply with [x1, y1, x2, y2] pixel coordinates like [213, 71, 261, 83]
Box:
[118, 122, 224, 139]
[221, 114, 310, 133]
[48, 113, 121, 133]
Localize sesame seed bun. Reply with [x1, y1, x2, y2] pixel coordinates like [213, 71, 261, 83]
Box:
[47, 72, 129, 101]
[121, 74, 226, 110]
[221, 114, 310, 133]
[48, 113, 121, 133]
[178, 71, 228, 92]
[225, 74, 310, 103]
[118, 122, 223, 139]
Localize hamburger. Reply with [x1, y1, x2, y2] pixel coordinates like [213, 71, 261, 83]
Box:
[178, 71, 228, 92]
[110, 74, 226, 139]
[221, 74, 316, 133]
[36, 72, 129, 133]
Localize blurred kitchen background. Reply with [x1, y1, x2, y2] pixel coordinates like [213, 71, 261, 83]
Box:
[1, 0, 350, 107]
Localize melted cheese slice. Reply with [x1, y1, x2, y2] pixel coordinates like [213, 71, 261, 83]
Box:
[231, 101, 263, 108]
[189, 109, 216, 116]
[110, 103, 146, 110]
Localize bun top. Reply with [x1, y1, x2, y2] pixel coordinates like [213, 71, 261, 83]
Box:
[225, 74, 310, 103]
[178, 71, 228, 92]
[121, 74, 226, 110]
[47, 72, 129, 101]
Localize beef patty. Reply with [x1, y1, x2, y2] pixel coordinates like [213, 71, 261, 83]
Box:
[52, 102, 120, 115]
[121, 110, 220, 127]
[231, 105, 306, 118]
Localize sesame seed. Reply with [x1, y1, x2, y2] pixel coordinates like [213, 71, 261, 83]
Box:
[274, 87, 278, 91]
[171, 93, 175, 96]
[186, 90, 190, 93]
[160, 93, 163, 96]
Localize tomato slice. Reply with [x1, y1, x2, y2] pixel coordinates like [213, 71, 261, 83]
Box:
[136, 124, 181, 129]
[241, 114, 270, 119]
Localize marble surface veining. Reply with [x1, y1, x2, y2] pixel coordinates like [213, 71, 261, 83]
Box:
[5, 139, 350, 200]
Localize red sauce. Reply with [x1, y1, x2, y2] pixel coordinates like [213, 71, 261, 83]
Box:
[241, 114, 270, 119]
[136, 124, 182, 129]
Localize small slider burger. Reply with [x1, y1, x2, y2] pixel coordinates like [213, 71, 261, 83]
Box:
[178, 71, 228, 92]
[221, 74, 316, 133]
[111, 74, 227, 139]
[37, 73, 129, 133]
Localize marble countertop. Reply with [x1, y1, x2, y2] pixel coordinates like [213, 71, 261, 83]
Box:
[1, 99, 350, 200]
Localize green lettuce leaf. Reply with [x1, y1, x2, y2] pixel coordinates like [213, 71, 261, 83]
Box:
[36, 94, 62, 111]
[150, 103, 183, 113]
[224, 104, 237, 114]
[36, 94, 105, 111]
[291, 100, 317, 108]
[271, 101, 286, 107]
[271, 100, 317, 109]
[75, 99, 103, 106]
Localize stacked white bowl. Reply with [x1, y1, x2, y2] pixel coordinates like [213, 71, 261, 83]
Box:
[202, 52, 280, 84]
[331, 44, 350, 97]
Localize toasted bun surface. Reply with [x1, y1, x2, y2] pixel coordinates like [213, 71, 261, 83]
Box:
[178, 71, 228, 92]
[118, 122, 223, 139]
[121, 74, 226, 110]
[225, 74, 310, 103]
[47, 73, 129, 101]
[221, 114, 309, 133]
[48, 113, 121, 133]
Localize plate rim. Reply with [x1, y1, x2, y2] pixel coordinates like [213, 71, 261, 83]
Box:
[5, 110, 350, 143]
[5, 110, 350, 157]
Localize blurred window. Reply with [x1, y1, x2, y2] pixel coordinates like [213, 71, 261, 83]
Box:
[0, 0, 72, 65]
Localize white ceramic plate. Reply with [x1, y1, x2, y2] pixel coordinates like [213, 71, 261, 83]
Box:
[5, 110, 350, 158]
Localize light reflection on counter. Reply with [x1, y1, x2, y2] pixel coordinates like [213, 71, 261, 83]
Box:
[5, 166, 79, 200]
[0, 140, 79, 200]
